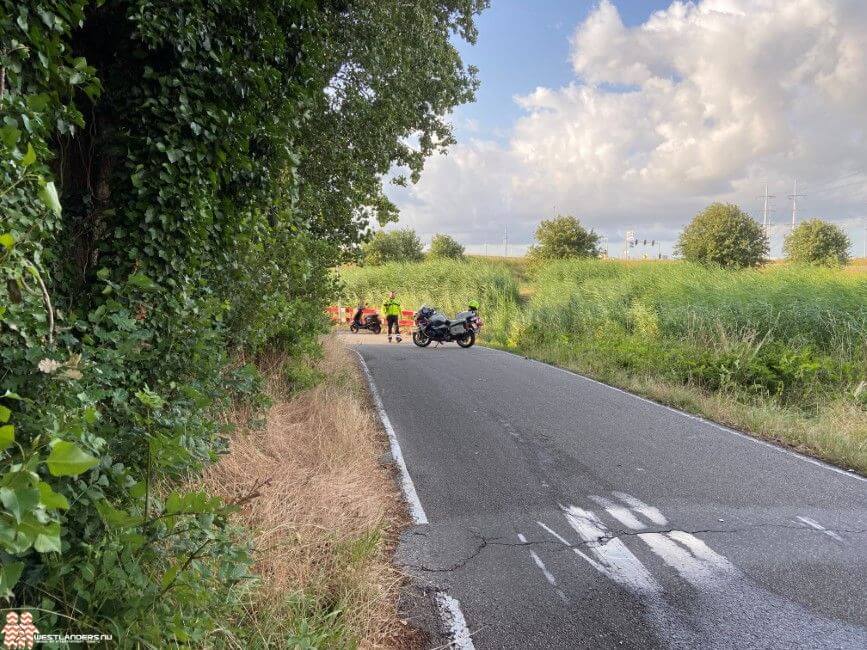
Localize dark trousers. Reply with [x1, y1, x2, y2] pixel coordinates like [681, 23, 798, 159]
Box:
[387, 315, 400, 335]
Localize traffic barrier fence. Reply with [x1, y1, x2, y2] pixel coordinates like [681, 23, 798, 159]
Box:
[327, 305, 415, 329]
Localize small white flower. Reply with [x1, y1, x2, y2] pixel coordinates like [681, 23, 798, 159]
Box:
[38, 358, 62, 374]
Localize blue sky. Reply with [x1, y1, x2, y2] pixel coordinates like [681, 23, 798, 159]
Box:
[390, 0, 867, 258]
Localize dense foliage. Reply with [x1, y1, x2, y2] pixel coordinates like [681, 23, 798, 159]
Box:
[1, 0, 485, 643]
[528, 215, 600, 261]
[362, 228, 424, 265]
[676, 203, 768, 268]
[429, 233, 466, 260]
[784, 219, 851, 266]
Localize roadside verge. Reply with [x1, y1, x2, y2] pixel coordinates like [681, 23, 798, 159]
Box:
[199, 334, 422, 647]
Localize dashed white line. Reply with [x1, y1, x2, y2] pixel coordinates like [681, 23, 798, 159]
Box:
[518, 533, 569, 603]
[796, 515, 844, 542]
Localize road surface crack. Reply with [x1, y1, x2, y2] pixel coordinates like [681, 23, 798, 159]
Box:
[405, 530, 492, 573]
[400, 522, 866, 572]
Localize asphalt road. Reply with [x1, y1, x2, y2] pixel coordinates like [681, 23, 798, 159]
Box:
[349, 334, 867, 649]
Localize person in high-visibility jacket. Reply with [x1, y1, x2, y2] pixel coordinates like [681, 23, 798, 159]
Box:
[383, 291, 402, 343]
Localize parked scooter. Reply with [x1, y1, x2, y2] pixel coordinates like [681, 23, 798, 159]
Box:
[350, 307, 382, 334]
[412, 305, 476, 348]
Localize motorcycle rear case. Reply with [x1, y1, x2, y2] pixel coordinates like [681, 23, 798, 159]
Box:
[448, 321, 468, 336]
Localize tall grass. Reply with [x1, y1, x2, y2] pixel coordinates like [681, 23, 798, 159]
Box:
[525, 260, 866, 361]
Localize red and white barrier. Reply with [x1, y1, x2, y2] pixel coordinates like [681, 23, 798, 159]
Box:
[328, 306, 415, 329]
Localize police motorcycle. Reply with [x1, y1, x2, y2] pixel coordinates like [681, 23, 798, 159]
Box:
[412, 305, 476, 348]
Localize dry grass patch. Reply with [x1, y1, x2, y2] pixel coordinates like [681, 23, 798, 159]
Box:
[201, 335, 418, 648]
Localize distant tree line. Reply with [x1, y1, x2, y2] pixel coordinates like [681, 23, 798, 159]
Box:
[362, 229, 465, 264]
[366, 208, 851, 269]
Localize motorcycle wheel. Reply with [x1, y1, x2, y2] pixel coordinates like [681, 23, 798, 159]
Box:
[456, 330, 476, 348]
[372, 324, 381, 334]
[412, 331, 432, 347]
[349, 323, 359, 333]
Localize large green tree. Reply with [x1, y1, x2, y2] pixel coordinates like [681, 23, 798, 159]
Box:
[0, 0, 485, 642]
[363, 228, 424, 265]
[529, 215, 600, 260]
[298, 0, 485, 253]
[676, 203, 768, 268]
[784, 219, 851, 266]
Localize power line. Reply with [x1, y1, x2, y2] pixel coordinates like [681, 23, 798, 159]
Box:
[809, 178, 866, 197]
[807, 168, 865, 192]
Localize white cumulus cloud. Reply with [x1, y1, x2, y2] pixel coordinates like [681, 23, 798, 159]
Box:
[389, 0, 867, 255]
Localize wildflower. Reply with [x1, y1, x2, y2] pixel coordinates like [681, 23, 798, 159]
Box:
[38, 358, 62, 374]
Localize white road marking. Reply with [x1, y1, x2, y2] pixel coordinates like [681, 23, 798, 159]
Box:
[561, 505, 661, 595]
[354, 350, 428, 525]
[589, 495, 647, 530]
[588, 493, 735, 588]
[434, 592, 476, 650]
[611, 492, 668, 526]
[549, 498, 737, 595]
[485, 347, 866, 482]
[518, 533, 569, 603]
[639, 531, 736, 587]
[796, 516, 844, 542]
[537, 521, 574, 547]
[354, 350, 475, 649]
[538, 521, 609, 575]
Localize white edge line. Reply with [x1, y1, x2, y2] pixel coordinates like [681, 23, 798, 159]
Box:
[353, 348, 476, 649]
[435, 592, 476, 650]
[353, 349, 428, 524]
[483, 346, 865, 483]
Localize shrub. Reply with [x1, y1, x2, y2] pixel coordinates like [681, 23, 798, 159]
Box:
[362, 229, 424, 265]
[528, 215, 600, 260]
[676, 203, 768, 268]
[429, 233, 465, 260]
[784, 219, 851, 266]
